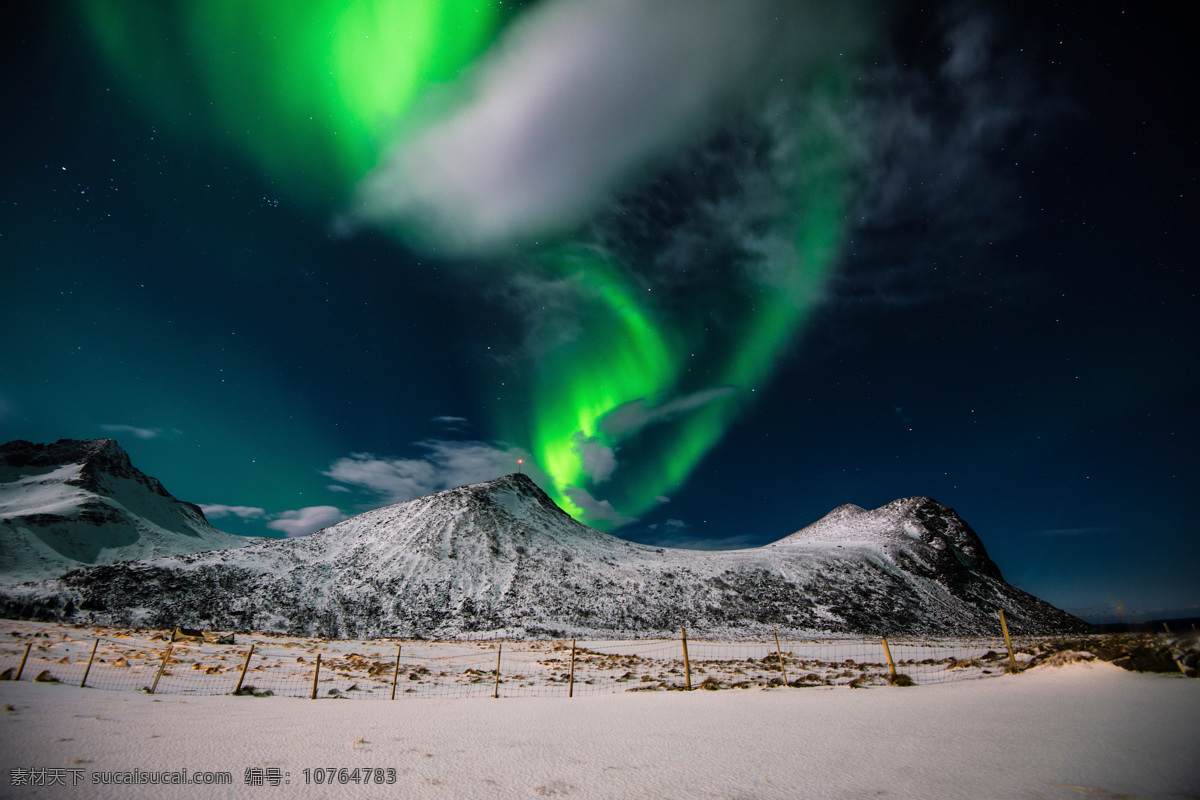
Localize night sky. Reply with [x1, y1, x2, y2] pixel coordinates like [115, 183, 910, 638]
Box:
[3, 1, 1196, 623]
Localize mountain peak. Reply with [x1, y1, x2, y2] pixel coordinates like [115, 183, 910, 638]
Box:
[2, 438, 124, 470]
[463, 472, 572, 518]
[1, 438, 175, 500]
[467, 471, 540, 494]
[1, 437, 248, 581]
[774, 495, 1004, 581]
[325, 470, 628, 563]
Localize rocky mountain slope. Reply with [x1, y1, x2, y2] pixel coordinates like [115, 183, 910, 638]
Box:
[0, 439, 249, 582]
[0, 471, 1088, 637]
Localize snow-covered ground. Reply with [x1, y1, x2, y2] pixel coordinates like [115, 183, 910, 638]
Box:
[0, 622, 1038, 699]
[1, 625, 1196, 799]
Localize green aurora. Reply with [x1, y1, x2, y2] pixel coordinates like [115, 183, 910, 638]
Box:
[77, 0, 503, 201]
[75, 0, 855, 528]
[508, 96, 850, 524]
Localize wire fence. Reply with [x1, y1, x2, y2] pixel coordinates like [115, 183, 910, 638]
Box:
[0, 620, 1059, 700]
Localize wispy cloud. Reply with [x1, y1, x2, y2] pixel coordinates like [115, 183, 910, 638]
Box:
[430, 415, 471, 431]
[201, 502, 346, 537]
[599, 387, 738, 438]
[571, 433, 618, 484]
[99, 424, 174, 440]
[826, 4, 1070, 312]
[566, 388, 739, 485]
[266, 506, 347, 538]
[199, 504, 266, 521]
[353, 0, 871, 254]
[563, 486, 637, 528]
[324, 440, 539, 505]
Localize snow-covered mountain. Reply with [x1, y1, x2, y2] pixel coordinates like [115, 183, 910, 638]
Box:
[0, 439, 249, 582]
[0, 471, 1087, 637]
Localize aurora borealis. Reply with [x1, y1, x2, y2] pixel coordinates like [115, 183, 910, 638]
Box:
[3, 0, 1197, 622]
[62, 0, 862, 524]
[77, 0, 504, 202]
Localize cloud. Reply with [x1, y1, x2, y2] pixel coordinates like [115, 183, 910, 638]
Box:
[558, 388, 737, 485]
[99, 424, 166, 440]
[0, 394, 15, 421]
[199, 504, 266, 520]
[266, 506, 347, 538]
[202, 501, 349, 537]
[825, 3, 1070, 311]
[324, 440, 538, 505]
[430, 415, 471, 431]
[599, 387, 738, 439]
[353, 0, 871, 253]
[571, 432, 617, 484]
[490, 269, 594, 359]
[647, 519, 689, 533]
[563, 486, 637, 528]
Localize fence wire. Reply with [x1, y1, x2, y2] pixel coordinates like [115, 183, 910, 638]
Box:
[0, 624, 1051, 700]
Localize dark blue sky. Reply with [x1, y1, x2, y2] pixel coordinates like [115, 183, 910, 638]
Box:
[2, 0, 1195, 622]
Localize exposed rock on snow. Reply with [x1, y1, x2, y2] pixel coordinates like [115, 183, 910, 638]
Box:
[0, 439, 249, 582]
[1024, 631, 1200, 677]
[1, 470, 1088, 638]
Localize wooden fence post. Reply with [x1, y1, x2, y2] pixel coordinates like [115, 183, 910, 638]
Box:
[233, 644, 255, 694]
[492, 643, 502, 699]
[149, 643, 173, 695]
[14, 643, 31, 681]
[390, 645, 402, 701]
[568, 639, 576, 698]
[310, 653, 322, 699]
[881, 636, 897, 682]
[80, 639, 100, 688]
[997, 609, 1018, 673]
[680, 627, 692, 691]
[772, 626, 789, 687]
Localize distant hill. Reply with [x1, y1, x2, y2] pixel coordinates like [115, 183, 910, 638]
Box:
[0, 438, 249, 583]
[1, 471, 1088, 637]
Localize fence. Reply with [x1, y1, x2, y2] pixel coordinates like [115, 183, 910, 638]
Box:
[0, 616, 1051, 700]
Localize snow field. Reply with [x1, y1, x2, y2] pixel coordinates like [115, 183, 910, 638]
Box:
[2, 655, 1197, 799]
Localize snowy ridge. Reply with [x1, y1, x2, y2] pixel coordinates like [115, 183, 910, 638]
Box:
[0, 439, 249, 582]
[0, 472, 1087, 638]
[771, 497, 1005, 581]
